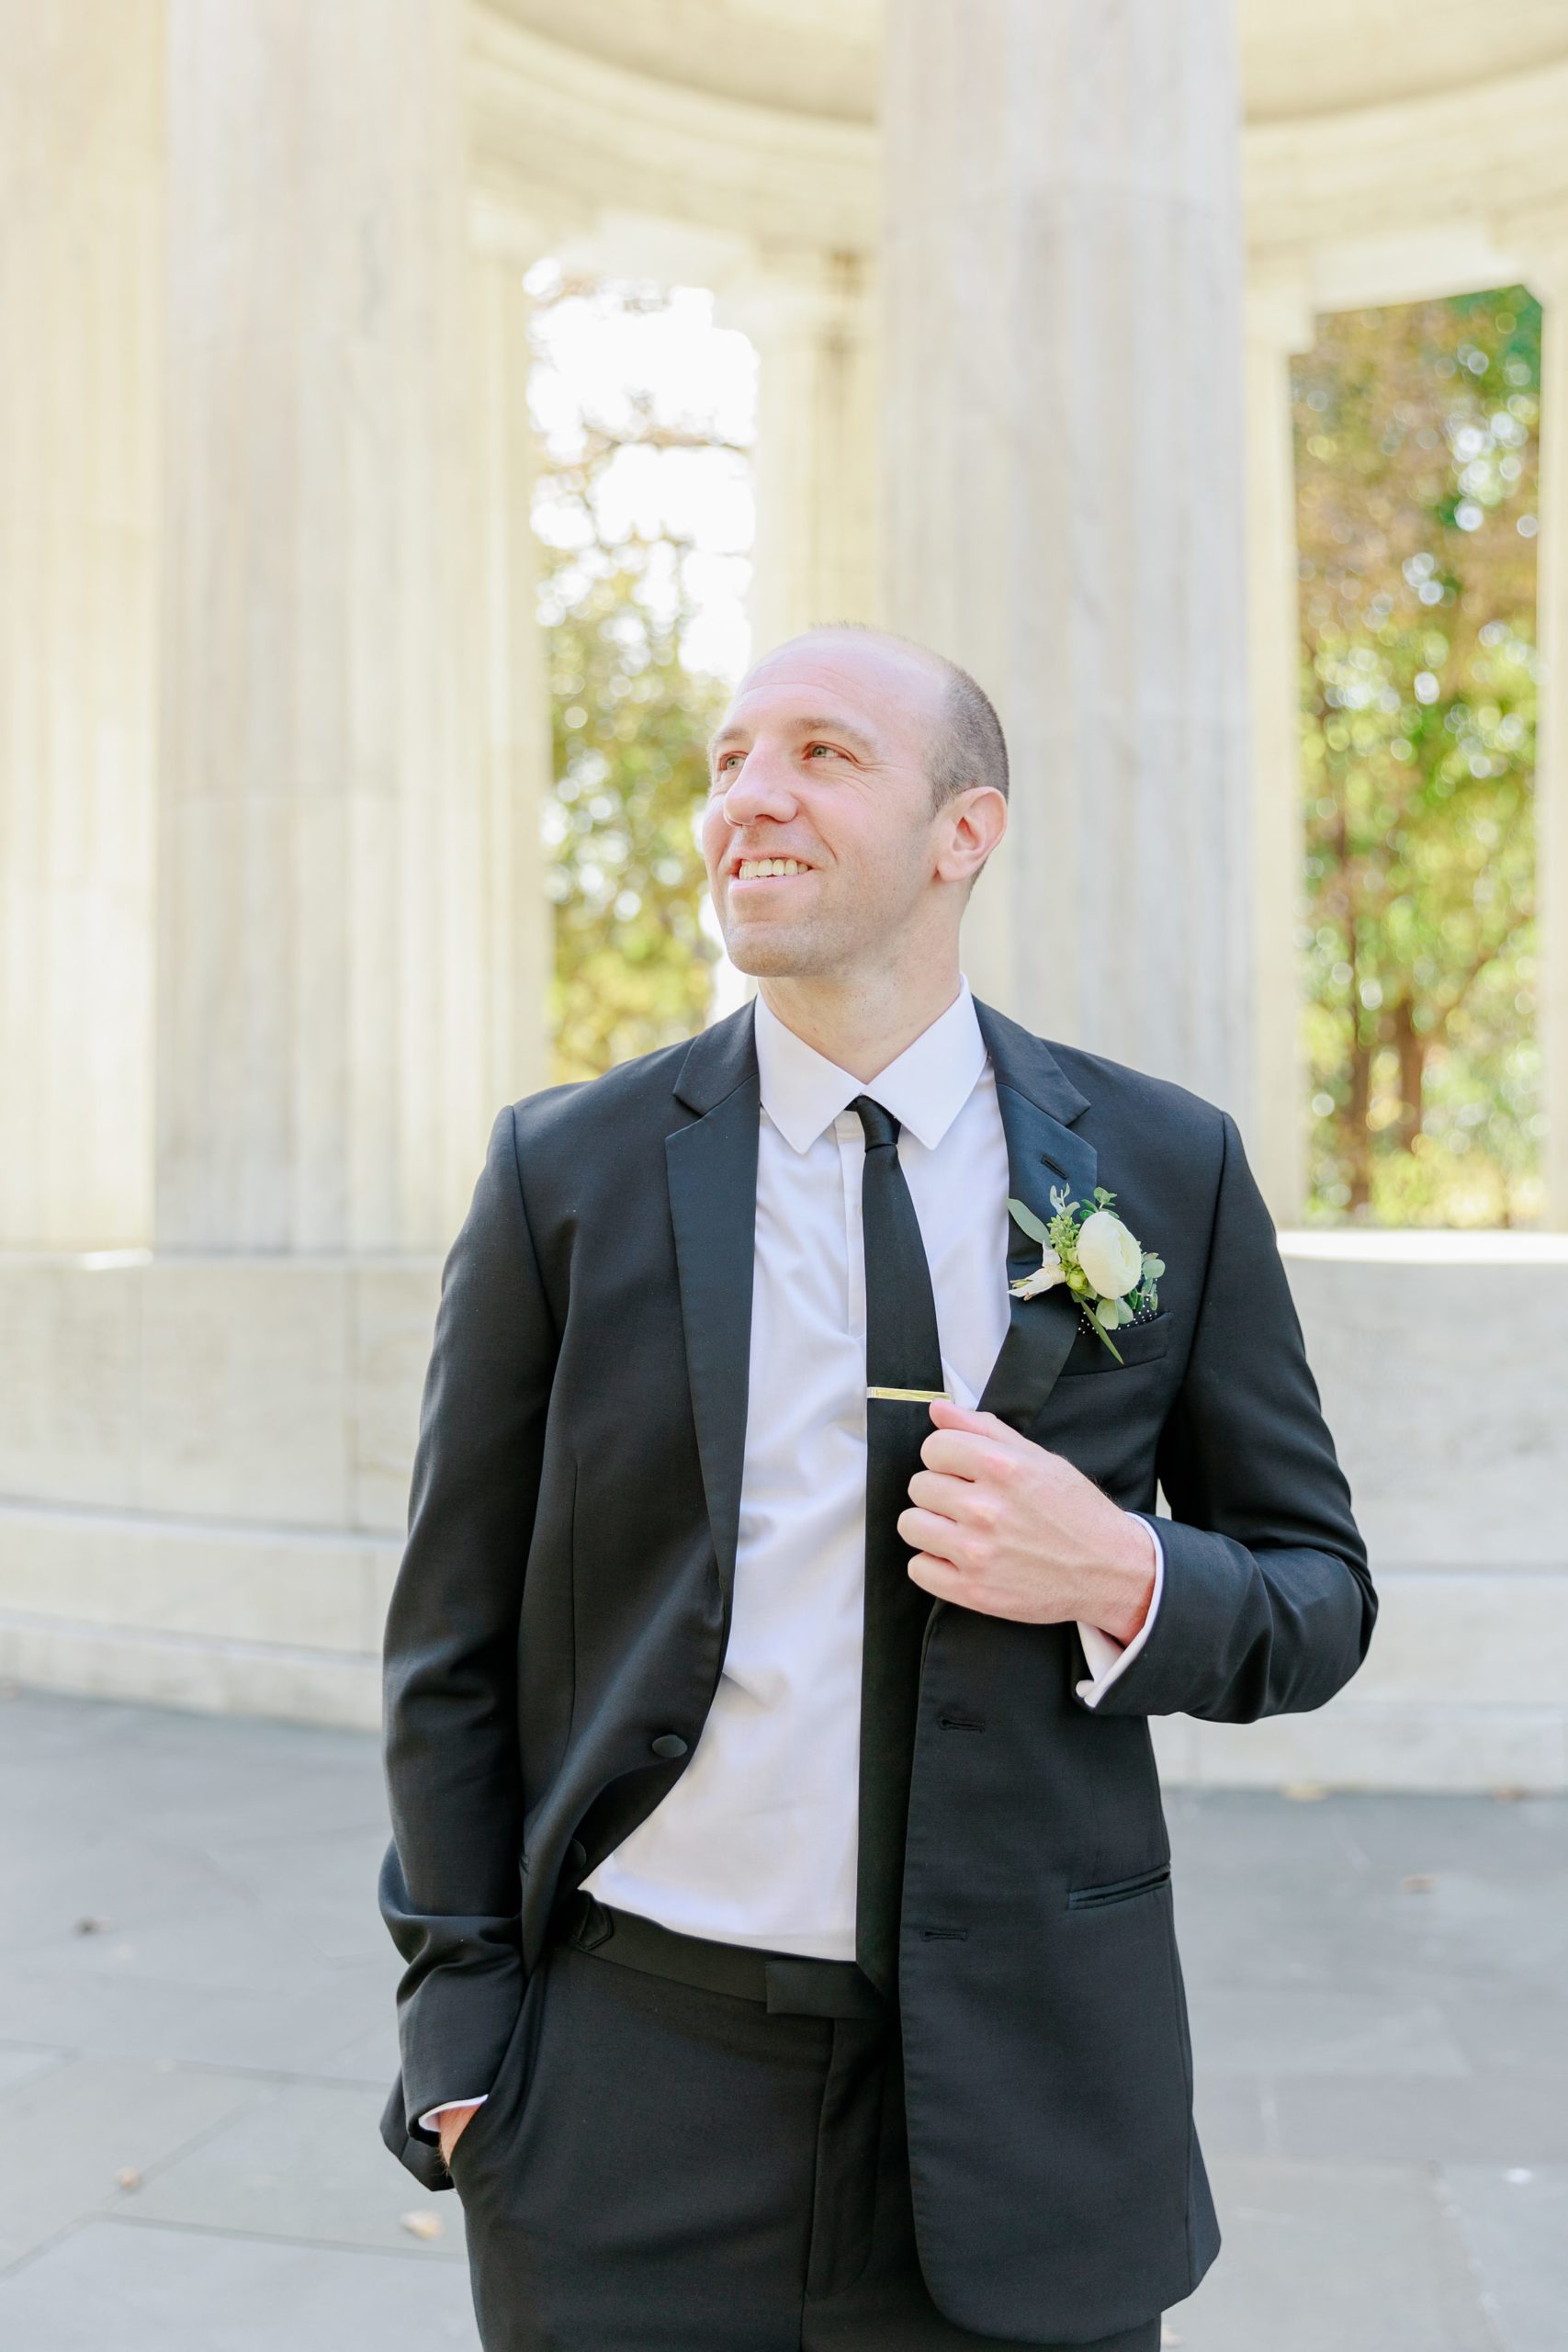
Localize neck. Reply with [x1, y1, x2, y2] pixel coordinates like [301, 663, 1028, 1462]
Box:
[755, 956, 963, 1083]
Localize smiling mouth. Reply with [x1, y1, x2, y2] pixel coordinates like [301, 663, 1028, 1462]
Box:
[733, 857, 812, 882]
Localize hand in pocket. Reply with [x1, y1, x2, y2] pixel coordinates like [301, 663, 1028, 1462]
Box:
[437, 2101, 483, 2167]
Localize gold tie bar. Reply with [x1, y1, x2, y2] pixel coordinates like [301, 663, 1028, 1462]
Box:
[866, 1386, 949, 1403]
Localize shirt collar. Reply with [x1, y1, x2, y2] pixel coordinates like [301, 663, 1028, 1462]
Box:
[752, 977, 988, 1156]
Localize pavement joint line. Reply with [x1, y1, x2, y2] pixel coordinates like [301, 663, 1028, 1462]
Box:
[1444, 2168, 1543, 2352]
[0, 2211, 462, 2288]
[68, 2081, 299, 2201]
[119, 2060, 396, 2089]
[0, 2045, 74, 2077]
[1427, 2167, 1515, 2352]
[0, 2216, 107, 2285]
[1, 2070, 291, 2237]
[96, 2211, 465, 2263]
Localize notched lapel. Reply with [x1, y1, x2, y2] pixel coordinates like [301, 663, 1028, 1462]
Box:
[978, 1086, 1098, 1431]
[666, 1007, 761, 1608]
[973, 1001, 1098, 1437]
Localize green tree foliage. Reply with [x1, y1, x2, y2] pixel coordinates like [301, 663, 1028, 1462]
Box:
[1293, 289, 1541, 1225]
[532, 280, 742, 1083]
[542, 525, 726, 1084]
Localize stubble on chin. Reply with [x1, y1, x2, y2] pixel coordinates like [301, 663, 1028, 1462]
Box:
[720, 916, 842, 980]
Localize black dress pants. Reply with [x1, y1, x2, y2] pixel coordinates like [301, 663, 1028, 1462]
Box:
[447, 1899, 1162, 2352]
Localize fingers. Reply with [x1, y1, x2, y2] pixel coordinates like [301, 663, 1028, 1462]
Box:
[918, 1426, 1004, 1479]
[906, 1465, 992, 1521]
[906, 1551, 969, 1600]
[927, 1396, 1004, 1434]
[897, 1502, 980, 1565]
[437, 2105, 479, 2165]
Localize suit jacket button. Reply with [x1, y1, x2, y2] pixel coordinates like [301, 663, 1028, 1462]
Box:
[650, 1733, 688, 1759]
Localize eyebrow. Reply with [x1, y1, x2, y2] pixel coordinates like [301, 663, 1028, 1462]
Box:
[707, 713, 882, 762]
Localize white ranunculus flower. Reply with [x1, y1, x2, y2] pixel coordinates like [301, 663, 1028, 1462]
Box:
[1010, 1245, 1066, 1299]
[1076, 1208, 1143, 1298]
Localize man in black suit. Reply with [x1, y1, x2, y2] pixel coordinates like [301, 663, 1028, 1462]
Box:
[378, 625, 1374, 2350]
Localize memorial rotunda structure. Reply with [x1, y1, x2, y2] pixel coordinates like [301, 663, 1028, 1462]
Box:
[2, 0, 1566, 1788]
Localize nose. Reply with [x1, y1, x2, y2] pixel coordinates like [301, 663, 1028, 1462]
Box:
[718, 745, 798, 828]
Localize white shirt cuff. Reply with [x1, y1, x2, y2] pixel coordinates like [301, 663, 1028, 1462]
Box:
[417, 2093, 489, 2132]
[1075, 1514, 1165, 1707]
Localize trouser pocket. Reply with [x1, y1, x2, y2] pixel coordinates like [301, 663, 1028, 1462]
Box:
[446, 1950, 552, 2196]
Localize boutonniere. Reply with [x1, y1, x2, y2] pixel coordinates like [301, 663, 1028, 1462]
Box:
[1006, 1185, 1165, 1365]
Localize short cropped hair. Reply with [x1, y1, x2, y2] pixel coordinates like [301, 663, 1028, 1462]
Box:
[927, 657, 1009, 812]
[809, 623, 1009, 812]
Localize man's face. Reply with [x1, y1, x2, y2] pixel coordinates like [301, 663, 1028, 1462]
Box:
[701, 633, 954, 981]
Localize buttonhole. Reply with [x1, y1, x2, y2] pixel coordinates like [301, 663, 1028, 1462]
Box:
[937, 1712, 986, 1732]
[919, 1926, 969, 1940]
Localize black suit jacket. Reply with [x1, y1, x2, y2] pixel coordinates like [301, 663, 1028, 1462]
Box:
[378, 995, 1374, 2341]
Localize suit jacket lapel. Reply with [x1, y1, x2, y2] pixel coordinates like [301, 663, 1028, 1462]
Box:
[973, 998, 1097, 1435]
[666, 1002, 761, 1611]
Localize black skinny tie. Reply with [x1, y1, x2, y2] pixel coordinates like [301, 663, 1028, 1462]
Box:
[852, 1095, 946, 1996]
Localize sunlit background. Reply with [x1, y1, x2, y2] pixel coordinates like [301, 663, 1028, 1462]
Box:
[2, 9, 1566, 2347]
[529, 269, 1543, 1224]
[527, 269, 753, 1074]
[3, 0, 1563, 1787]
[1294, 291, 1541, 1226]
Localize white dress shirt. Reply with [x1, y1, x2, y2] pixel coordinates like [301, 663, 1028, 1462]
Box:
[420, 977, 1163, 2130]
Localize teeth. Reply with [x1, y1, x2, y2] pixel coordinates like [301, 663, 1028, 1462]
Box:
[737, 858, 808, 880]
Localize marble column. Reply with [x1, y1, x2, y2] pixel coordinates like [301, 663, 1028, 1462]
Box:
[157, 0, 503, 1252]
[0, 0, 163, 1246]
[720, 247, 882, 653]
[1245, 270, 1317, 1225]
[469, 207, 556, 1119]
[881, 0, 1255, 1134]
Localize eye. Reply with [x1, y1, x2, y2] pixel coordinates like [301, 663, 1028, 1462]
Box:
[805, 741, 841, 760]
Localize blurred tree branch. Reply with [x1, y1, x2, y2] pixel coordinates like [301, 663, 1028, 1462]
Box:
[1293, 288, 1540, 1227]
[529, 279, 747, 1081]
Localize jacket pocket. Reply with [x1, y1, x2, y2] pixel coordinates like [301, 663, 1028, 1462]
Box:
[1056, 1310, 1173, 1376]
[1066, 1861, 1171, 1911]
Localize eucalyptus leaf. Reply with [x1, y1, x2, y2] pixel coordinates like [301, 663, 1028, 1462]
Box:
[1007, 1196, 1051, 1247]
[1090, 1318, 1124, 1363]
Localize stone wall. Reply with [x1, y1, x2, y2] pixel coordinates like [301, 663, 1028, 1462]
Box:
[1157, 1233, 1568, 1792]
[3, 1236, 1562, 1788]
[0, 1256, 438, 1729]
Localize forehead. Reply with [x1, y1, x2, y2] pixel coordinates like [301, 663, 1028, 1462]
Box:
[716, 634, 946, 743]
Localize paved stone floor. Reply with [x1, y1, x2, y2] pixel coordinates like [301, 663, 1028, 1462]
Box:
[0, 1686, 1561, 2351]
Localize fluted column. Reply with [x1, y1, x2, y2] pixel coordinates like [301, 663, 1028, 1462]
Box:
[469, 207, 556, 1114]
[720, 248, 881, 652]
[157, 0, 496, 1252]
[1245, 269, 1316, 1224]
[881, 0, 1255, 1129]
[0, 0, 163, 1246]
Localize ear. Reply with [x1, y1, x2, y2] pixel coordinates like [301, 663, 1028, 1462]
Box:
[934, 784, 1007, 886]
